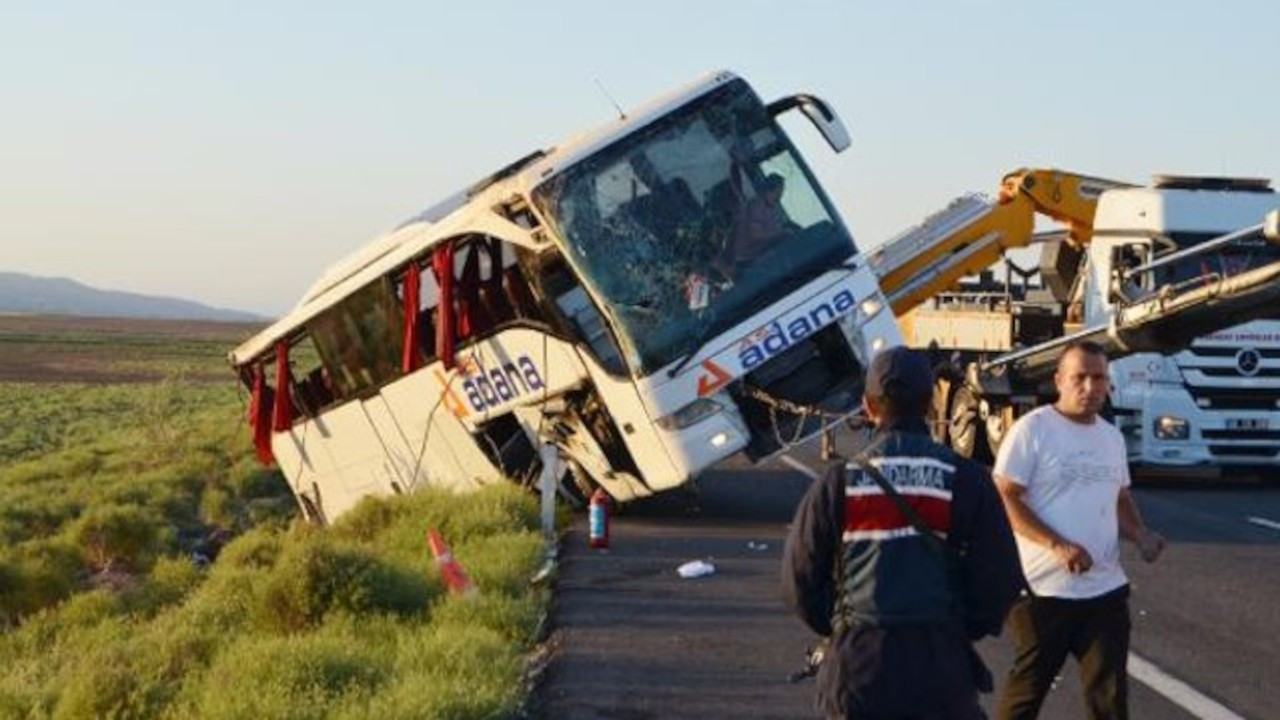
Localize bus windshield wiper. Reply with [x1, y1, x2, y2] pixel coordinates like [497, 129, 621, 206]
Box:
[666, 318, 718, 379]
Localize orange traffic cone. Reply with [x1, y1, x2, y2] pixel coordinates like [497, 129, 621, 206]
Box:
[428, 528, 477, 598]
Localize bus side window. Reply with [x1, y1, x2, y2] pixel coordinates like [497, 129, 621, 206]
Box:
[415, 266, 439, 364]
[494, 239, 542, 323]
[441, 235, 547, 349]
[307, 279, 404, 401]
[291, 334, 335, 416]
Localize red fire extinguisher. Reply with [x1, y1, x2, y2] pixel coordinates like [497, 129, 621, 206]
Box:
[588, 488, 610, 549]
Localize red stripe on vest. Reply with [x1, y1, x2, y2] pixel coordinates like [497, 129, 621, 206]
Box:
[844, 493, 951, 535]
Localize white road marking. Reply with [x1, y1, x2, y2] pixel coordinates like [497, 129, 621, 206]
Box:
[779, 455, 820, 480]
[1246, 516, 1280, 532]
[1128, 653, 1245, 720]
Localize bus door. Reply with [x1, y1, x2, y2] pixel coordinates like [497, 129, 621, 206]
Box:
[531, 252, 673, 499]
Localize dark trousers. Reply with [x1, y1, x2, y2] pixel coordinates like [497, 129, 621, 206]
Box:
[828, 711, 983, 720]
[996, 585, 1130, 720]
[819, 624, 988, 720]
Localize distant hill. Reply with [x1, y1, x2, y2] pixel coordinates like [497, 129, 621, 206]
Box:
[0, 272, 267, 322]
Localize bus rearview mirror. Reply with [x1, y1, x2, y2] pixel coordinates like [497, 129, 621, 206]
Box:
[767, 94, 851, 154]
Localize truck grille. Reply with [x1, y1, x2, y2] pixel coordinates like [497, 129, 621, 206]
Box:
[1186, 387, 1279, 411]
[1200, 429, 1280, 441]
[1195, 366, 1280, 378]
[1185, 347, 1280, 358]
[1209, 445, 1280, 459]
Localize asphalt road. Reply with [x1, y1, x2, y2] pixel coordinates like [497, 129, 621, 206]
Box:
[533, 452, 1280, 720]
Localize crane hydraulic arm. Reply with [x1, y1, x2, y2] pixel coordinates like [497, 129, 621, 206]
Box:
[868, 168, 1134, 315]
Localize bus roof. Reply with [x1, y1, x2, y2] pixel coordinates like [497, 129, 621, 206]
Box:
[229, 70, 740, 368]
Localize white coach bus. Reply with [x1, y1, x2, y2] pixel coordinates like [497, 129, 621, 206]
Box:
[230, 71, 901, 523]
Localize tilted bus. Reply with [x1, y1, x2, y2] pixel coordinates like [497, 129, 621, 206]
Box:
[229, 71, 901, 523]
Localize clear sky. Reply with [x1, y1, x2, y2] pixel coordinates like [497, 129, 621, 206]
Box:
[3, 0, 1277, 316]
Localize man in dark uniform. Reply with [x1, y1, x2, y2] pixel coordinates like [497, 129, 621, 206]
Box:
[782, 346, 1025, 719]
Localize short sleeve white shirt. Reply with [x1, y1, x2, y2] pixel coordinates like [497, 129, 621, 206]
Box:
[994, 405, 1130, 598]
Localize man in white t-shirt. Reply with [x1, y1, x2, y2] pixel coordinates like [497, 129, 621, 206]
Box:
[993, 341, 1166, 720]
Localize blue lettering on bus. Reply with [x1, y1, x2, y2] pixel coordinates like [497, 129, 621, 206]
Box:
[461, 355, 546, 413]
[739, 289, 857, 370]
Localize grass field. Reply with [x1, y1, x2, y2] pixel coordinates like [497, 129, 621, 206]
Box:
[0, 315, 550, 719]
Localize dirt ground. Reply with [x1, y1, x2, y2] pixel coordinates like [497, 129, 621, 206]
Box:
[0, 314, 264, 383]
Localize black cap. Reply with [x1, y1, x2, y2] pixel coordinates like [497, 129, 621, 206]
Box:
[865, 346, 934, 401]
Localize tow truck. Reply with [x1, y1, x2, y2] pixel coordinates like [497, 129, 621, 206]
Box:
[868, 169, 1280, 467]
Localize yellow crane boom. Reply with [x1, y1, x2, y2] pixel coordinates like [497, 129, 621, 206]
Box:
[870, 168, 1134, 315]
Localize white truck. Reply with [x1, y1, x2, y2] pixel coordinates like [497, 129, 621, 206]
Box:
[1092, 178, 1280, 474]
[871, 170, 1280, 471]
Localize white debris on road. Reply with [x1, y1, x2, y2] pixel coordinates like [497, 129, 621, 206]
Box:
[676, 560, 717, 578]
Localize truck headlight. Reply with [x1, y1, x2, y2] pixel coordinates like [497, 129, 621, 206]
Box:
[1153, 415, 1190, 440]
[657, 398, 723, 430]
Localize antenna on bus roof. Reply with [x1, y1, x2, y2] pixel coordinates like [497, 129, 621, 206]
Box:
[593, 77, 627, 120]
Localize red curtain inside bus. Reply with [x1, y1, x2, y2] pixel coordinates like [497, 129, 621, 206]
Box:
[272, 341, 293, 432]
[432, 244, 456, 369]
[248, 364, 274, 465]
[457, 241, 488, 338]
[402, 262, 421, 373]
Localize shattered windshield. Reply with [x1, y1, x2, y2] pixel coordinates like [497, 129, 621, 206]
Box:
[532, 79, 856, 374]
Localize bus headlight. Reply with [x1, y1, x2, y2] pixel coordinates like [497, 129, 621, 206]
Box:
[657, 398, 723, 430]
[857, 296, 884, 322]
[1153, 415, 1189, 440]
[839, 293, 887, 365]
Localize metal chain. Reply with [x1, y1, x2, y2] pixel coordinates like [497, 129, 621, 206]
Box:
[767, 402, 810, 449]
[743, 384, 853, 451]
[743, 384, 849, 420]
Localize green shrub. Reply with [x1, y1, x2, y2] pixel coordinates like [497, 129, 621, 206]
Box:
[257, 539, 433, 633]
[28, 617, 137, 720]
[44, 589, 124, 631]
[199, 486, 237, 528]
[124, 556, 204, 615]
[228, 460, 290, 501]
[43, 614, 209, 719]
[215, 527, 282, 570]
[0, 486, 83, 544]
[185, 632, 391, 720]
[0, 559, 24, 628]
[245, 495, 297, 528]
[70, 504, 163, 572]
[455, 531, 544, 596]
[429, 591, 545, 644]
[436, 484, 541, 541]
[0, 541, 83, 625]
[52, 643, 145, 720]
[332, 494, 412, 543]
[1, 366, 551, 719]
[173, 567, 261, 635]
[357, 624, 523, 720]
[345, 485, 540, 573]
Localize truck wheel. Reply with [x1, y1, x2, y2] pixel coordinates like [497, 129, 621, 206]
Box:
[985, 407, 1012, 460]
[929, 378, 952, 446]
[949, 386, 990, 462]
